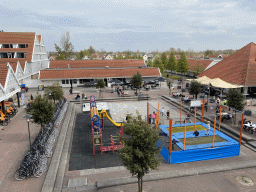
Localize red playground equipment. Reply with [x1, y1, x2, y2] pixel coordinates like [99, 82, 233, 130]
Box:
[90, 95, 123, 155]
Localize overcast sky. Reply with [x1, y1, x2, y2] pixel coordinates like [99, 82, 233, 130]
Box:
[1, 0, 256, 52]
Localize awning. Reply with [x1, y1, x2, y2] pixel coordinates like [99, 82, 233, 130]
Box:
[210, 78, 242, 88]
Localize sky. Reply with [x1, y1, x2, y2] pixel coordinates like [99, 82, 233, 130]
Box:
[1, 0, 256, 52]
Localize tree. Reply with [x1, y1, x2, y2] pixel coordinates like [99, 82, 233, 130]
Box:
[96, 79, 105, 98]
[176, 52, 189, 90]
[192, 59, 204, 76]
[88, 46, 96, 55]
[189, 80, 202, 99]
[161, 52, 168, 69]
[227, 89, 246, 111]
[54, 31, 74, 60]
[153, 57, 164, 74]
[204, 50, 213, 57]
[44, 83, 64, 104]
[27, 94, 55, 134]
[147, 59, 153, 67]
[75, 50, 85, 60]
[166, 52, 176, 75]
[131, 72, 142, 95]
[119, 112, 161, 192]
[166, 78, 173, 95]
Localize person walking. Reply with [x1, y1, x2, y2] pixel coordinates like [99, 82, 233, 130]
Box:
[152, 112, 156, 124]
[161, 107, 165, 116]
[206, 121, 210, 135]
[30, 94, 34, 101]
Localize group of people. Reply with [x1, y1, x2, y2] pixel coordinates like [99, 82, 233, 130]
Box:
[148, 112, 156, 124]
[117, 88, 125, 97]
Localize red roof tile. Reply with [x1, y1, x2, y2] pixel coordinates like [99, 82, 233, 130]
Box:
[0, 65, 9, 88]
[187, 59, 213, 71]
[199, 42, 256, 86]
[40, 68, 160, 80]
[49, 60, 145, 69]
[0, 32, 36, 62]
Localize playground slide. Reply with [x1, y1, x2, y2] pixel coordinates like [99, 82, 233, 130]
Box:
[101, 110, 121, 127]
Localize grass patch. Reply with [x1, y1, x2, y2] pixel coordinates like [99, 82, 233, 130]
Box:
[167, 125, 206, 133]
[179, 135, 227, 145]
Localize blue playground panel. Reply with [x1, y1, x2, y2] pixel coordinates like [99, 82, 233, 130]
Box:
[159, 122, 240, 164]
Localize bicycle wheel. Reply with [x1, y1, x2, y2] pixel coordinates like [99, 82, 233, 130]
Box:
[14, 170, 26, 181]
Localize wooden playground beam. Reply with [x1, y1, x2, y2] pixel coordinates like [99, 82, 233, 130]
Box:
[180, 101, 182, 124]
[194, 108, 197, 131]
[212, 118, 216, 148]
[183, 120, 186, 151]
[147, 102, 149, 125]
[201, 99, 205, 122]
[239, 113, 244, 144]
[169, 119, 173, 154]
[218, 107, 222, 131]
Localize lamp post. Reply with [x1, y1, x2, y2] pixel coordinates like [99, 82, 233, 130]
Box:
[23, 114, 32, 152]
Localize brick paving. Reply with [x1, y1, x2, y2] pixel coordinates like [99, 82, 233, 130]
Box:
[1, 80, 256, 192]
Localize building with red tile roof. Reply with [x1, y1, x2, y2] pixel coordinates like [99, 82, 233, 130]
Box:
[0, 32, 49, 81]
[0, 63, 21, 102]
[199, 42, 256, 86]
[39, 67, 160, 88]
[49, 60, 145, 69]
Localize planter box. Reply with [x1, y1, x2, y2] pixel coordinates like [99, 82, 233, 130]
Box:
[244, 110, 252, 116]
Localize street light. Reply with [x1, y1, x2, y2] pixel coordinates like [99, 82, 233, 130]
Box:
[23, 114, 32, 152]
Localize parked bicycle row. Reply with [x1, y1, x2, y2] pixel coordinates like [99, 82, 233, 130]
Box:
[15, 99, 68, 181]
[0, 101, 18, 126]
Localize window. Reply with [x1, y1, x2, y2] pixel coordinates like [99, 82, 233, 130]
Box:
[62, 80, 66, 84]
[79, 79, 83, 84]
[73, 79, 77, 84]
[2, 44, 13, 48]
[18, 44, 28, 48]
[17, 52, 26, 58]
[66, 79, 69, 84]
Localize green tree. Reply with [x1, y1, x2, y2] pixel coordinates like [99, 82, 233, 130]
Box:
[96, 79, 105, 98]
[153, 57, 164, 74]
[54, 31, 74, 60]
[166, 78, 173, 95]
[166, 52, 176, 75]
[176, 52, 189, 90]
[161, 52, 168, 69]
[75, 50, 85, 60]
[88, 46, 96, 55]
[147, 59, 153, 67]
[204, 50, 213, 57]
[189, 80, 202, 99]
[192, 59, 204, 76]
[131, 72, 142, 95]
[27, 94, 55, 134]
[44, 83, 64, 104]
[227, 89, 246, 111]
[119, 112, 161, 192]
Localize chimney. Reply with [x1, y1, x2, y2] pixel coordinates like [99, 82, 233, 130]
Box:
[67, 64, 70, 69]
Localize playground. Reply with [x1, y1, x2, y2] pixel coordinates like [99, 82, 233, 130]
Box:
[69, 95, 244, 171]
